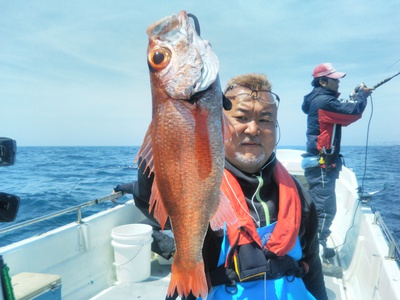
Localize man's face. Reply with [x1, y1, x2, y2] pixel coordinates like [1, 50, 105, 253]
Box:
[224, 86, 278, 174]
[324, 78, 340, 92]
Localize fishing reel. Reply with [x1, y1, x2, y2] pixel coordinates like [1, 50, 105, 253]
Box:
[349, 82, 373, 101]
[349, 70, 400, 101]
[353, 83, 366, 94]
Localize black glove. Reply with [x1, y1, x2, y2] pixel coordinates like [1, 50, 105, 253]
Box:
[151, 230, 175, 259]
[294, 261, 308, 278]
[262, 249, 277, 259]
[113, 181, 136, 194]
[263, 249, 308, 278]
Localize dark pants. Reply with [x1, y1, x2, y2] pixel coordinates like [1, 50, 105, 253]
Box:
[304, 166, 339, 246]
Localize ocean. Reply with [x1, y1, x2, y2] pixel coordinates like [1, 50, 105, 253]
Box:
[0, 145, 399, 248]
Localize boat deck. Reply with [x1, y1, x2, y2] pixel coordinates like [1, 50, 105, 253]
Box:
[91, 260, 171, 299]
[90, 258, 345, 300]
[324, 273, 345, 300]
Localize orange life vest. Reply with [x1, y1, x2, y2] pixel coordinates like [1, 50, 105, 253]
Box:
[220, 160, 301, 258]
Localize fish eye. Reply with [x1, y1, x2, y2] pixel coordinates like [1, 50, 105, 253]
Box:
[153, 52, 164, 64]
[148, 48, 171, 71]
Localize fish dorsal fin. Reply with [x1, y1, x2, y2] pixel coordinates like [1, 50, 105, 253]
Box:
[149, 175, 169, 229]
[209, 190, 238, 231]
[135, 123, 154, 175]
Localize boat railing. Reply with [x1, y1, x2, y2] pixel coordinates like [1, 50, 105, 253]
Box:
[0, 192, 123, 236]
[2, 188, 399, 263]
[373, 211, 400, 262]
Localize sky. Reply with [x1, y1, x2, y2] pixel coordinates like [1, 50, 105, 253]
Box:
[1, 0, 400, 147]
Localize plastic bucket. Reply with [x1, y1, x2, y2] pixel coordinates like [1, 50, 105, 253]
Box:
[111, 224, 153, 283]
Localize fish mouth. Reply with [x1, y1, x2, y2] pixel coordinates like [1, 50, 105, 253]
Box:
[147, 11, 194, 44]
[146, 14, 178, 38]
[147, 11, 219, 100]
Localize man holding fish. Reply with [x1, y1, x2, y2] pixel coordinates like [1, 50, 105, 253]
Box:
[134, 72, 327, 300]
[133, 10, 327, 300]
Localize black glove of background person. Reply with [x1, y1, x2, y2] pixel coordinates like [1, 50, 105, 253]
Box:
[152, 230, 175, 260]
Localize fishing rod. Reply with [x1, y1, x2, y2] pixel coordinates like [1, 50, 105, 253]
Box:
[352, 70, 400, 96]
[355, 70, 399, 199]
[337, 71, 398, 250]
[372, 70, 400, 89]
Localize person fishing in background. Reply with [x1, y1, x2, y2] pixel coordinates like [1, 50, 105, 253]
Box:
[301, 63, 373, 277]
[128, 73, 327, 299]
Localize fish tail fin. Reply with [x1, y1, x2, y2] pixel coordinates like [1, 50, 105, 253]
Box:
[209, 191, 238, 231]
[167, 260, 208, 299]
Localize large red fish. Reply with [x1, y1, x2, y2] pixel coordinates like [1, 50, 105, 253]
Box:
[137, 10, 236, 299]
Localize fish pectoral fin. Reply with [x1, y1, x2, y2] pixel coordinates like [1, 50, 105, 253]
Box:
[209, 191, 238, 231]
[222, 113, 234, 142]
[135, 123, 154, 175]
[149, 175, 169, 229]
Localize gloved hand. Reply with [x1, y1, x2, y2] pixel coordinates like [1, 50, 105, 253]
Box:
[152, 230, 175, 259]
[262, 249, 308, 278]
[353, 82, 374, 98]
[262, 248, 277, 259]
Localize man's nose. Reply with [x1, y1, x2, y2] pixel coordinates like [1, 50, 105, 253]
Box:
[244, 120, 259, 135]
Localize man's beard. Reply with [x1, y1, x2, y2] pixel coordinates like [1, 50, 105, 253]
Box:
[234, 150, 266, 168]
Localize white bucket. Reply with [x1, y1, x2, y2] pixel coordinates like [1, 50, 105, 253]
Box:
[111, 224, 153, 283]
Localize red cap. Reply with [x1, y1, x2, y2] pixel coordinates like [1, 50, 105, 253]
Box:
[312, 63, 346, 79]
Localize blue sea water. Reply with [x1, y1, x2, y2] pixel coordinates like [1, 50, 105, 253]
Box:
[0, 145, 399, 248]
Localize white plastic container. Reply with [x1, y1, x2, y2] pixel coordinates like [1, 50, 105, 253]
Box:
[111, 224, 153, 283]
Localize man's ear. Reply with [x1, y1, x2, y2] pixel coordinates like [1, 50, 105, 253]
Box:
[319, 78, 327, 87]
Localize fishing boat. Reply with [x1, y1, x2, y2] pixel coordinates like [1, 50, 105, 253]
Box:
[1, 149, 399, 299]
